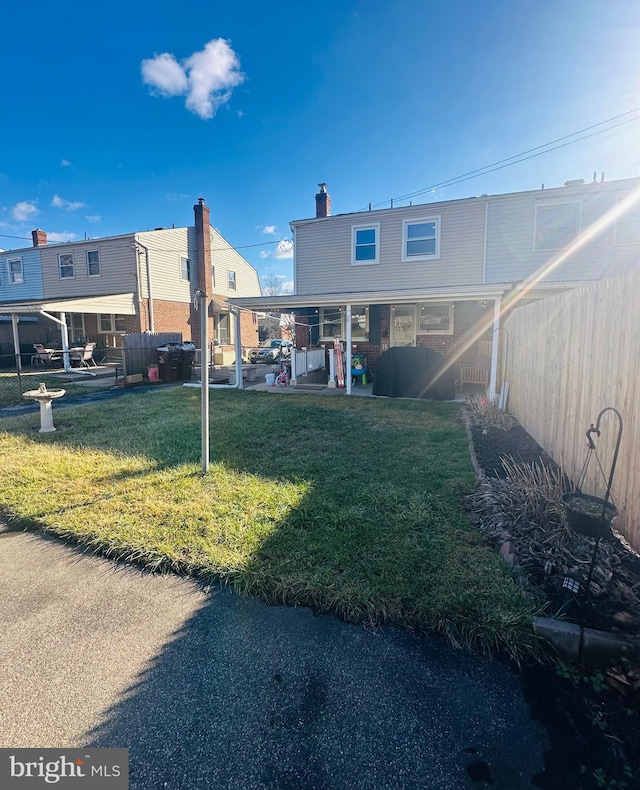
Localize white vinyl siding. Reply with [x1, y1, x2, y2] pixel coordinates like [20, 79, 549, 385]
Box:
[87, 250, 101, 277]
[8, 257, 24, 284]
[402, 217, 440, 261]
[58, 253, 75, 279]
[534, 202, 581, 251]
[614, 201, 640, 246]
[352, 224, 379, 265]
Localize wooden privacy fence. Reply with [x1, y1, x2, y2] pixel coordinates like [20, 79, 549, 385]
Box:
[121, 332, 182, 378]
[501, 269, 640, 550]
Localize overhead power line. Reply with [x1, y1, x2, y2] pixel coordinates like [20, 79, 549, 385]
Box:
[358, 106, 640, 211]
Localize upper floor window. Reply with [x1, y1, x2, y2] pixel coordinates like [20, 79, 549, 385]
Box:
[402, 217, 440, 261]
[59, 253, 75, 279]
[87, 250, 101, 277]
[228, 270, 236, 290]
[180, 257, 191, 281]
[352, 224, 379, 265]
[614, 200, 640, 246]
[534, 202, 580, 251]
[7, 257, 24, 284]
[211, 266, 216, 288]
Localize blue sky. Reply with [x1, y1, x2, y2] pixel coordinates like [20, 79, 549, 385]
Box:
[1, 0, 639, 291]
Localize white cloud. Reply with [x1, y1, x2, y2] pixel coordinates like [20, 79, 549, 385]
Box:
[47, 231, 78, 242]
[141, 52, 189, 96]
[142, 38, 244, 120]
[52, 194, 85, 211]
[273, 240, 294, 260]
[12, 201, 38, 221]
[61, 159, 72, 167]
[263, 225, 277, 235]
[85, 215, 102, 223]
[167, 192, 188, 201]
[259, 250, 270, 259]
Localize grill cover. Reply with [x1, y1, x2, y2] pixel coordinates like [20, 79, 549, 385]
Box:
[372, 347, 456, 400]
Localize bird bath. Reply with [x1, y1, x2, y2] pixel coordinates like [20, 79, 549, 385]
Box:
[22, 383, 66, 433]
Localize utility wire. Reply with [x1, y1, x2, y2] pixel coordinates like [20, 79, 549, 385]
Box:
[357, 107, 640, 212]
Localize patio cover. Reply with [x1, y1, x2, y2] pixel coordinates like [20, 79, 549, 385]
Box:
[1, 293, 137, 371]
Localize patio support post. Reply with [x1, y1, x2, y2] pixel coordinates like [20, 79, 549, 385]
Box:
[489, 298, 501, 402]
[11, 313, 21, 371]
[345, 303, 352, 396]
[233, 308, 243, 390]
[59, 312, 72, 373]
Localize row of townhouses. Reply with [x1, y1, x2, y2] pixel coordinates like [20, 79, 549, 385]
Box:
[0, 200, 261, 361]
[2, 176, 639, 395]
[231, 176, 640, 395]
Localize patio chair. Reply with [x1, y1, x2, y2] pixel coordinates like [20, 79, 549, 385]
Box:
[32, 344, 62, 367]
[77, 342, 98, 367]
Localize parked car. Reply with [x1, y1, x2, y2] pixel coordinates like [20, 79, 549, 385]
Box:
[248, 339, 293, 364]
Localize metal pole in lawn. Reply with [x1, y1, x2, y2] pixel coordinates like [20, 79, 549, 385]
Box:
[199, 290, 210, 474]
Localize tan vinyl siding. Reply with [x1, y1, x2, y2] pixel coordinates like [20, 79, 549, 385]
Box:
[485, 183, 640, 284]
[137, 228, 194, 302]
[294, 201, 486, 296]
[40, 234, 137, 298]
[209, 227, 261, 298]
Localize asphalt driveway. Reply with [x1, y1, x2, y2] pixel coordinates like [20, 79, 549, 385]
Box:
[0, 525, 549, 789]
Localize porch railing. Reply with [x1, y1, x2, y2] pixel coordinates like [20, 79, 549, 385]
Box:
[291, 348, 325, 383]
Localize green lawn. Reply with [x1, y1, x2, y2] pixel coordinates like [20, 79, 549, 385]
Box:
[0, 388, 535, 656]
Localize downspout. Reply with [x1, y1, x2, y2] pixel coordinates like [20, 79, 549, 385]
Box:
[345, 304, 353, 395]
[488, 298, 501, 402]
[134, 239, 155, 332]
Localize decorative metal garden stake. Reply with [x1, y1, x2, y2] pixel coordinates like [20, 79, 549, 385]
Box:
[561, 407, 623, 597]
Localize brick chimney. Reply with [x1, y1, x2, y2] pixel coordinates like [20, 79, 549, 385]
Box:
[315, 183, 331, 218]
[32, 229, 47, 247]
[193, 198, 211, 295]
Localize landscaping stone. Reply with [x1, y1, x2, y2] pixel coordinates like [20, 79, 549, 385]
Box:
[532, 617, 581, 662]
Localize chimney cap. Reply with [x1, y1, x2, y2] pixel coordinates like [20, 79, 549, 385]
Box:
[198, 197, 206, 205]
[317, 183, 327, 193]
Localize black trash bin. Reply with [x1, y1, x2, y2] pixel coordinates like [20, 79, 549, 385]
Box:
[157, 344, 182, 382]
[178, 343, 196, 381]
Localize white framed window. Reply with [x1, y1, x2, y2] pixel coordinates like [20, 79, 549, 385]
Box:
[352, 224, 379, 265]
[98, 314, 128, 333]
[213, 313, 232, 344]
[534, 202, 581, 251]
[614, 200, 640, 246]
[7, 257, 24, 284]
[180, 257, 191, 281]
[319, 306, 368, 341]
[402, 217, 440, 261]
[87, 250, 101, 277]
[417, 303, 454, 335]
[228, 270, 236, 290]
[58, 253, 75, 279]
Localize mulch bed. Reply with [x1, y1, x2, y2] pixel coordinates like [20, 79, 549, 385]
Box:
[466, 408, 640, 789]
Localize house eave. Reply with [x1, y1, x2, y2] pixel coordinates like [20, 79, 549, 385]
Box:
[229, 283, 512, 311]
